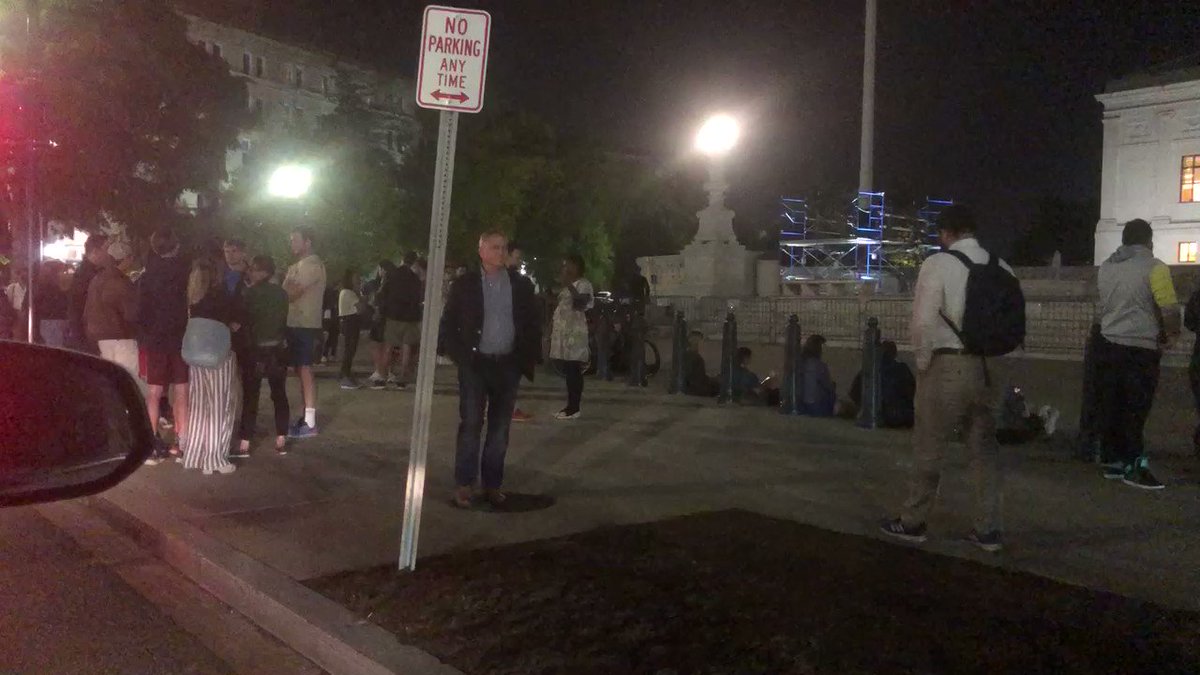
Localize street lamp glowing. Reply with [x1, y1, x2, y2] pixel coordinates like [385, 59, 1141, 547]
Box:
[268, 164, 313, 199]
[694, 114, 740, 157]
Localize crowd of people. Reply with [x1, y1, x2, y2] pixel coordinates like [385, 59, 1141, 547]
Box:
[0, 225, 397, 473]
[2, 209, 1185, 549]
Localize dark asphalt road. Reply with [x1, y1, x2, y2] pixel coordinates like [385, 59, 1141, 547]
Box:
[0, 507, 233, 675]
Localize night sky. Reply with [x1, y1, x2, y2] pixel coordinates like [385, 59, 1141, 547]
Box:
[204, 0, 1200, 252]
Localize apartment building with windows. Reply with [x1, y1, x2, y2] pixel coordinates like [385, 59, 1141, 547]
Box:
[1095, 60, 1200, 264]
[180, 12, 417, 209]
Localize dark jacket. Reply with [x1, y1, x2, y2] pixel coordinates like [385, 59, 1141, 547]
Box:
[137, 249, 191, 352]
[379, 265, 423, 322]
[439, 267, 541, 380]
[191, 285, 246, 329]
[850, 357, 916, 428]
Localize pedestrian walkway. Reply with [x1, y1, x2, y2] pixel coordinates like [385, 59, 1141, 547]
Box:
[100, 349, 1200, 613]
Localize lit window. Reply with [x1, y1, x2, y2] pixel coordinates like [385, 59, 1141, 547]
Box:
[255, 56, 265, 78]
[242, 52, 251, 75]
[1182, 156, 1200, 202]
[1179, 242, 1198, 263]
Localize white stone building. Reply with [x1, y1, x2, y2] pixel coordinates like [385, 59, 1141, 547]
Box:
[179, 12, 417, 209]
[1095, 64, 1200, 265]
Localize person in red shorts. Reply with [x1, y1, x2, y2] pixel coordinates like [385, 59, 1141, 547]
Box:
[137, 227, 192, 464]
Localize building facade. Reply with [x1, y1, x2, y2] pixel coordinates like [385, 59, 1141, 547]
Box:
[179, 13, 417, 209]
[1095, 66, 1200, 265]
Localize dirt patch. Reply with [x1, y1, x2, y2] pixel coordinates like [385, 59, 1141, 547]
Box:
[307, 510, 1198, 674]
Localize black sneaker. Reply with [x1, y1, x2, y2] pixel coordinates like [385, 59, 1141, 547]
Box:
[144, 439, 170, 466]
[1122, 459, 1165, 491]
[965, 530, 1003, 553]
[368, 376, 387, 390]
[879, 518, 927, 543]
[1101, 462, 1127, 480]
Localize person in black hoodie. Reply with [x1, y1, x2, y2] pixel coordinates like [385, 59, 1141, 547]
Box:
[137, 227, 191, 463]
[373, 251, 423, 389]
[439, 230, 542, 509]
[67, 233, 109, 354]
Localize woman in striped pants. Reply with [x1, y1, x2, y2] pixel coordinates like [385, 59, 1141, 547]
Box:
[182, 258, 245, 476]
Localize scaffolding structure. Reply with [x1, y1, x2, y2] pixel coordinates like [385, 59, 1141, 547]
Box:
[779, 194, 953, 289]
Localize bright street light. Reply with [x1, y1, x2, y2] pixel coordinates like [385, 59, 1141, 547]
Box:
[268, 164, 313, 199]
[694, 114, 740, 157]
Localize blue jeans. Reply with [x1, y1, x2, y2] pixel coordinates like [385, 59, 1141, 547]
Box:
[455, 356, 521, 490]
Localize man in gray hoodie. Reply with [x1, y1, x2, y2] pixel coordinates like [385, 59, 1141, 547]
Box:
[1095, 219, 1179, 490]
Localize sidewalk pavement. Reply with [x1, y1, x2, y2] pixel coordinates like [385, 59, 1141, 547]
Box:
[94, 346, 1200, 671]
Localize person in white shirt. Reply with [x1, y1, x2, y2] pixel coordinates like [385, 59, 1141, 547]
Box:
[338, 269, 363, 389]
[880, 205, 1009, 553]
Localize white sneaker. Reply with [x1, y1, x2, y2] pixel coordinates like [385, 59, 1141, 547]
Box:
[203, 464, 237, 476]
[554, 410, 581, 420]
[1039, 405, 1060, 437]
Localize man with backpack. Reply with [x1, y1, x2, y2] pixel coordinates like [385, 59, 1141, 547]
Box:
[1096, 219, 1179, 489]
[881, 205, 1024, 553]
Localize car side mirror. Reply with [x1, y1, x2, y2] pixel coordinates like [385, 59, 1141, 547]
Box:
[0, 341, 153, 507]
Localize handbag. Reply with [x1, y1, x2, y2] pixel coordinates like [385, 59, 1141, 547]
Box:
[182, 317, 231, 369]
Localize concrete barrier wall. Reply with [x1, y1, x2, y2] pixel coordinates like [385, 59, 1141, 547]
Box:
[652, 295, 1196, 360]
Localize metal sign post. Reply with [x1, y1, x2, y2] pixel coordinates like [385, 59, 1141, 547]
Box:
[399, 5, 491, 572]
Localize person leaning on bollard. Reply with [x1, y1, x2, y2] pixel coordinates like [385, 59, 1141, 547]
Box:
[1094, 219, 1180, 489]
[440, 230, 543, 510]
[880, 204, 1022, 553]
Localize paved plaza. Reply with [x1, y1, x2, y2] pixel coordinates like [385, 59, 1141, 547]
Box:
[97, 343, 1200, 615]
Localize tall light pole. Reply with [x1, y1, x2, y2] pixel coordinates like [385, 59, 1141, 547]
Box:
[858, 0, 877, 194]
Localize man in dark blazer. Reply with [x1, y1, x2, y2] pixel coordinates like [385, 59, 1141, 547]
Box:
[439, 230, 542, 509]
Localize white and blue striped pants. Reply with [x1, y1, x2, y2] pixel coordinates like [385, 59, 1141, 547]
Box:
[182, 352, 242, 472]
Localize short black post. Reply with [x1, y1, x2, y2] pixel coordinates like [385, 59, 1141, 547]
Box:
[857, 317, 882, 429]
[717, 312, 738, 404]
[1077, 322, 1102, 462]
[595, 309, 613, 381]
[668, 311, 688, 395]
[626, 310, 647, 387]
[779, 314, 802, 415]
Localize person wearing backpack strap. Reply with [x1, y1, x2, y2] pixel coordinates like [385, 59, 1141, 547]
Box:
[881, 204, 1020, 553]
[1095, 219, 1180, 490]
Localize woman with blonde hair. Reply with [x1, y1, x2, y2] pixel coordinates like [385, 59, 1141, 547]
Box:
[181, 257, 245, 475]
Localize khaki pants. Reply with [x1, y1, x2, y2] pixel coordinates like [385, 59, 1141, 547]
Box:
[901, 354, 1002, 534]
[98, 338, 145, 397]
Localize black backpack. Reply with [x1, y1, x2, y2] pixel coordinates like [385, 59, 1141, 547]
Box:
[939, 250, 1025, 357]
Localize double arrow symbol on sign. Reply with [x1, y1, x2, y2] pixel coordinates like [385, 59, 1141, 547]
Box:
[432, 90, 469, 103]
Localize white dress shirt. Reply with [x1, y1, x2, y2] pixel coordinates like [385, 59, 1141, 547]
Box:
[910, 236, 1013, 372]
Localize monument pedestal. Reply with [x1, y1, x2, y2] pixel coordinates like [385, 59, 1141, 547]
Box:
[678, 240, 757, 297]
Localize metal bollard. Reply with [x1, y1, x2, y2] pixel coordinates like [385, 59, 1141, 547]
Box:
[1076, 322, 1102, 462]
[626, 310, 647, 387]
[717, 312, 738, 404]
[595, 310, 613, 381]
[668, 311, 688, 394]
[857, 317, 882, 429]
[779, 314, 802, 415]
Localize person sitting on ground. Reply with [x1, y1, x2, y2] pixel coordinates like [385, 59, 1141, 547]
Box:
[799, 334, 836, 417]
[995, 385, 1060, 445]
[848, 340, 916, 428]
[683, 330, 719, 397]
[732, 346, 780, 407]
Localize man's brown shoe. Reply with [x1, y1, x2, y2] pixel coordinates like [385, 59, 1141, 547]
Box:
[483, 489, 507, 508]
[452, 486, 474, 509]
